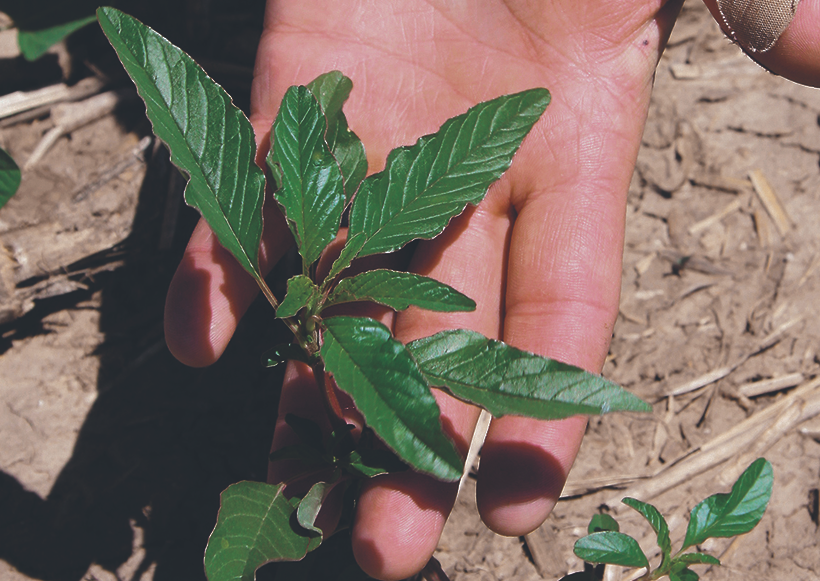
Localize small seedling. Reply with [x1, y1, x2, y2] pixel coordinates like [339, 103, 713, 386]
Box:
[0, 147, 21, 210]
[98, 7, 652, 580]
[563, 457, 773, 581]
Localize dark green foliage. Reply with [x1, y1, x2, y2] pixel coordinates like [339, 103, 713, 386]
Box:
[565, 459, 772, 581]
[99, 8, 657, 579]
[0, 148, 21, 210]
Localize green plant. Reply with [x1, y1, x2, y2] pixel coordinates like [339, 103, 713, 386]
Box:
[563, 458, 773, 581]
[97, 6, 652, 580]
[0, 147, 21, 209]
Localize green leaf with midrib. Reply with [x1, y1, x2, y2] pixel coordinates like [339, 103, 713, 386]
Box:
[0, 147, 21, 209]
[204, 481, 321, 581]
[682, 458, 773, 549]
[348, 88, 549, 258]
[98, 7, 265, 283]
[320, 316, 462, 481]
[407, 329, 651, 419]
[268, 85, 346, 267]
[326, 269, 476, 313]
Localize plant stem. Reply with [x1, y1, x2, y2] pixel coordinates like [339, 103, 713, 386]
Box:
[311, 360, 355, 448]
[255, 275, 308, 342]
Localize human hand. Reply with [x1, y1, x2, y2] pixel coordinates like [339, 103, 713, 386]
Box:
[164, 1, 820, 579]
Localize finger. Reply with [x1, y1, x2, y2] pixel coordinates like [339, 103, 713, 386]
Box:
[473, 13, 683, 533]
[350, 187, 514, 581]
[164, 202, 291, 367]
[703, 0, 820, 85]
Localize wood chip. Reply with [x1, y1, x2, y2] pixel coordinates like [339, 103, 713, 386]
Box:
[750, 169, 791, 237]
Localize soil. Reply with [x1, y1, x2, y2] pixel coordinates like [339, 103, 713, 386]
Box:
[2, 2, 820, 580]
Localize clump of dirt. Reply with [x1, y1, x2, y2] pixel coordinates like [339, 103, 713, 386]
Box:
[1, 1, 820, 580]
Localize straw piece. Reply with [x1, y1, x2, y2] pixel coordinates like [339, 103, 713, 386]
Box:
[750, 169, 791, 237]
[664, 317, 801, 397]
[667, 364, 737, 397]
[24, 90, 127, 169]
[0, 77, 106, 121]
[608, 376, 820, 510]
[738, 372, 804, 398]
[688, 199, 742, 235]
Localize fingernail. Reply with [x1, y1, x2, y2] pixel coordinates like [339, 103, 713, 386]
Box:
[717, 0, 801, 52]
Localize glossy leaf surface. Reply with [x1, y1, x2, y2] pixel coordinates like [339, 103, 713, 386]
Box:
[0, 147, 21, 209]
[297, 480, 335, 537]
[574, 532, 648, 568]
[320, 316, 462, 481]
[18, 14, 95, 60]
[341, 448, 408, 479]
[98, 7, 266, 282]
[348, 89, 550, 257]
[204, 482, 319, 581]
[306, 71, 367, 202]
[674, 553, 720, 566]
[588, 513, 619, 533]
[322, 232, 366, 289]
[669, 568, 699, 581]
[623, 497, 671, 564]
[269, 85, 345, 267]
[277, 275, 320, 318]
[407, 330, 651, 419]
[682, 458, 772, 549]
[327, 269, 475, 312]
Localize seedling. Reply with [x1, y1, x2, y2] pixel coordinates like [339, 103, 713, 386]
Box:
[563, 458, 773, 581]
[98, 7, 652, 580]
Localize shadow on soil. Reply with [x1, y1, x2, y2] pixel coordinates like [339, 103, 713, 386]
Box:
[0, 137, 286, 581]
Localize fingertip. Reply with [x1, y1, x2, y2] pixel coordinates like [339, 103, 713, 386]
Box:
[164, 258, 218, 367]
[476, 415, 586, 537]
[351, 472, 457, 581]
[163, 219, 260, 367]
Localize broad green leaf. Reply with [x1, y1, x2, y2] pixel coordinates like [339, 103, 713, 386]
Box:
[407, 330, 651, 419]
[98, 7, 265, 282]
[674, 553, 720, 566]
[623, 498, 671, 566]
[18, 14, 96, 61]
[320, 316, 462, 481]
[682, 458, 773, 550]
[341, 448, 408, 479]
[0, 147, 21, 210]
[588, 514, 619, 533]
[306, 71, 367, 202]
[348, 88, 549, 258]
[204, 482, 320, 581]
[297, 480, 336, 537]
[261, 343, 314, 368]
[574, 532, 648, 568]
[669, 568, 699, 581]
[278, 275, 320, 318]
[269, 85, 345, 267]
[322, 232, 367, 289]
[326, 269, 475, 313]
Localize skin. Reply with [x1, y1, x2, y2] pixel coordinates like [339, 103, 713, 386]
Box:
[164, 1, 820, 579]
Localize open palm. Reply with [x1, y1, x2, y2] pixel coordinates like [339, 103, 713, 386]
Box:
[164, 1, 819, 579]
